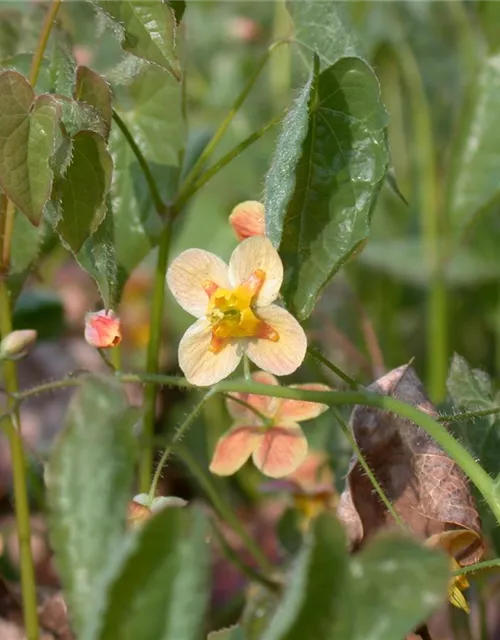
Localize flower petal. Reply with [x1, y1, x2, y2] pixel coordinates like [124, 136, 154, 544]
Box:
[226, 371, 281, 421]
[246, 305, 307, 376]
[209, 425, 262, 476]
[228, 236, 283, 306]
[276, 384, 331, 423]
[252, 423, 308, 478]
[167, 249, 230, 318]
[178, 318, 242, 386]
[229, 200, 265, 241]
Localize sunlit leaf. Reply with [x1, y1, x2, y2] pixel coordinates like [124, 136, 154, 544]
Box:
[287, 0, 363, 70]
[0, 71, 59, 225]
[265, 56, 389, 319]
[47, 376, 137, 633]
[52, 130, 113, 252]
[92, 0, 180, 80]
[82, 509, 210, 640]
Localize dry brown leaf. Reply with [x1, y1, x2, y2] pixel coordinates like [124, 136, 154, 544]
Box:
[337, 365, 484, 565]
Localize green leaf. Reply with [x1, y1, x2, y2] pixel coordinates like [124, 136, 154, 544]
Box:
[75, 66, 113, 139]
[447, 353, 500, 476]
[262, 515, 448, 640]
[52, 130, 113, 252]
[47, 376, 137, 633]
[92, 0, 180, 80]
[50, 33, 77, 95]
[265, 56, 389, 320]
[446, 52, 500, 238]
[77, 201, 120, 309]
[334, 534, 448, 640]
[57, 97, 109, 139]
[6, 206, 45, 300]
[0, 53, 51, 93]
[262, 514, 348, 640]
[82, 508, 210, 640]
[287, 0, 363, 70]
[0, 71, 59, 225]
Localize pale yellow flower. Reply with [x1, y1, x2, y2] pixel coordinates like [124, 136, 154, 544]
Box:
[167, 236, 307, 386]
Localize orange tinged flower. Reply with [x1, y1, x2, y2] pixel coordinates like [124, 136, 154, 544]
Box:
[229, 201, 265, 241]
[167, 236, 307, 386]
[209, 371, 330, 478]
[84, 309, 122, 348]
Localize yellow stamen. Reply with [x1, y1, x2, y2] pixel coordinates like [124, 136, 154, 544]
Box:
[449, 557, 470, 614]
[205, 270, 279, 352]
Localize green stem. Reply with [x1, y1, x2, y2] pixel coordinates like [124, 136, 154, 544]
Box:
[307, 346, 359, 389]
[439, 406, 500, 423]
[29, 0, 62, 86]
[452, 558, 500, 577]
[332, 408, 405, 530]
[396, 42, 447, 402]
[174, 443, 274, 574]
[149, 392, 211, 500]
[173, 115, 281, 214]
[12, 372, 500, 525]
[0, 282, 38, 640]
[221, 392, 272, 426]
[112, 110, 166, 216]
[176, 40, 287, 201]
[139, 219, 173, 493]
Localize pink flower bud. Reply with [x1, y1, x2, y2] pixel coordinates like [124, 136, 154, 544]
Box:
[229, 201, 265, 241]
[0, 329, 37, 360]
[84, 310, 121, 349]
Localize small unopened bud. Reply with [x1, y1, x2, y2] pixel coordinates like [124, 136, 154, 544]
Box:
[0, 330, 37, 360]
[127, 493, 188, 528]
[127, 500, 152, 528]
[84, 309, 121, 349]
[229, 201, 265, 241]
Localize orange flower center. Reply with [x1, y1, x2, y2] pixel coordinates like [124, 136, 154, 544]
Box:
[203, 270, 279, 353]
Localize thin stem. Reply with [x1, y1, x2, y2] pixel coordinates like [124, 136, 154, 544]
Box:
[173, 115, 281, 214]
[1, 200, 16, 271]
[149, 392, 211, 500]
[177, 40, 287, 200]
[174, 443, 274, 574]
[439, 407, 500, 423]
[243, 355, 251, 381]
[139, 219, 173, 493]
[333, 408, 405, 529]
[452, 558, 500, 577]
[112, 110, 166, 216]
[307, 345, 359, 389]
[0, 282, 38, 640]
[11, 371, 500, 526]
[29, 0, 62, 86]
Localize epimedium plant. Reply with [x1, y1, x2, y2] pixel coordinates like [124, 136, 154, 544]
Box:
[1, 1, 500, 640]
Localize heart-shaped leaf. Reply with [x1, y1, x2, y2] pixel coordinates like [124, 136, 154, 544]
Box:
[265, 56, 389, 320]
[0, 71, 59, 225]
[75, 66, 112, 139]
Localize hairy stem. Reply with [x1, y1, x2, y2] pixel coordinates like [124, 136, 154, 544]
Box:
[149, 392, 211, 500]
[307, 345, 359, 389]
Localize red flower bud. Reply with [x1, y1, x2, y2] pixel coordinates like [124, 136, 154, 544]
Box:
[84, 310, 121, 349]
[229, 201, 265, 241]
